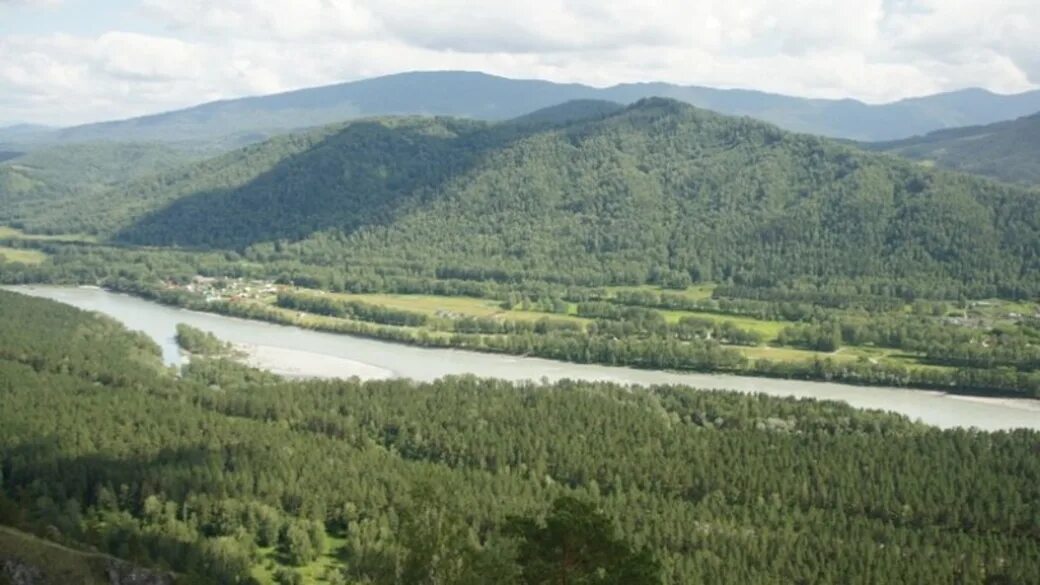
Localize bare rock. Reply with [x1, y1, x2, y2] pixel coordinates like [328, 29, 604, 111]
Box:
[2, 559, 44, 585]
[105, 561, 175, 585]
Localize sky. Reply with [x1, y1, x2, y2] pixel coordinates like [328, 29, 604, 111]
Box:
[1, 0, 1038, 126]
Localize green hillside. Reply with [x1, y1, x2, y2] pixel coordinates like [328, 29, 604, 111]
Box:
[1, 526, 108, 585]
[873, 112, 1040, 186]
[0, 142, 218, 232]
[509, 98, 624, 126]
[0, 526, 180, 585]
[91, 98, 1040, 297]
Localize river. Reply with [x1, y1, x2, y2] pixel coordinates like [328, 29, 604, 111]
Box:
[10, 285, 1040, 431]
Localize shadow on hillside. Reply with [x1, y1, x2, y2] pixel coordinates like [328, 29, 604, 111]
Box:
[2, 438, 279, 581]
[0, 150, 23, 163]
[111, 119, 540, 251]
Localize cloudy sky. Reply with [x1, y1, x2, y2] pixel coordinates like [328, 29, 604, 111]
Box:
[2, 0, 1038, 126]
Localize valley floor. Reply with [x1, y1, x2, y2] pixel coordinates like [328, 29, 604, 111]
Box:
[178, 279, 1038, 379]
[80, 274, 1035, 400]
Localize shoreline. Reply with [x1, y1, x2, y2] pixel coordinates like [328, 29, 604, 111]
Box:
[53, 281, 1038, 403]
[234, 343, 395, 380]
[946, 393, 1040, 412]
[9, 284, 1040, 431]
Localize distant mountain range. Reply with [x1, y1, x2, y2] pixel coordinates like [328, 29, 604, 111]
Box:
[10, 71, 1040, 145]
[0, 123, 52, 143]
[871, 112, 1040, 186]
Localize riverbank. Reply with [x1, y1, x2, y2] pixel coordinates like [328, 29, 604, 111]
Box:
[236, 343, 395, 380]
[10, 285, 1040, 430]
[120, 282, 1040, 400]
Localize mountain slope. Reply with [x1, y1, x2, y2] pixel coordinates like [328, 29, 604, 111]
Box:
[100, 98, 1040, 296]
[0, 526, 179, 585]
[871, 112, 1040, 185]
[509, 99, 624, 126]
[31, 71, 1040, 144]
[0, 123, 52, 143]
[47, 72, 594, 145]
[0, 142, 219, 232]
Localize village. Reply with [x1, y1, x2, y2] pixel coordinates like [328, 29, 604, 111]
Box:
[167, 275, 281, 304]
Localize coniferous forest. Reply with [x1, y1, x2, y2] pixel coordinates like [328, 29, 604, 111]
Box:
[6, 99, 1037, 298]
[1, 290, 1039, 584]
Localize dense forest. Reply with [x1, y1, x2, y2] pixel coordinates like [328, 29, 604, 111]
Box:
[1, 130, 334, 236]
[13, 98, 1032, 298]
[2, 290, 1039, 584]
[3, 99, 1039, 301]
[175, 323, 234, 357]
[872, 112, 1040, 186]
[0, 142, 217, 232]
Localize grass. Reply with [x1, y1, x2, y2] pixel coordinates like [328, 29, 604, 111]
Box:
[297, 289, 798, 344]
[336, 292, 504, 317]
[738, 344, 950, 372]
[599, 283, 790, 338]
[251, 534, 349, 585]
[318, 291, 589, 325]
[658, 308, 790, 338]
[0, 246, 47, 264]
[260, 300, 454, 341]
[0, 225, 96, 243]
[969, 299, 1039, 318]
[0, 525, 114, 585]
[739, 345, 880, 365]
[277, 287, 969, 375]
[740, 345, 833, 362]
[603, 283, 716, 301]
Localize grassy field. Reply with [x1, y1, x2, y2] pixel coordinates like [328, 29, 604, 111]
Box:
[739, 344, 949, 373]
[0, 526, 114, 585]
[739, 345, 884, 365]
[320, 290, 790, 335]
[251, 534, 349, 584]
[968, 299, 1040, 321]
[740, 345, 836, 362]
[260, 300, 455, 341]
[658, 308, 790, 338]
[320, 291, 590, 325]
[604, 283, 716, 300]
[275, 287, 975, 374]
[0, 225, 96, 243]
[599, 283, 791, 338]
[0, 246, 47, 264]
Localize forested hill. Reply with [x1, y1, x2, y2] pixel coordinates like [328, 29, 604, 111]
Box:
[100, 98, 1040, 297]
[25, 71, 1040, 144]
[0, 142, 219, 231]
[872, 111, 1040, 186]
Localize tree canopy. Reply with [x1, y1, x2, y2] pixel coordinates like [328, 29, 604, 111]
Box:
[1, 290, 1039, 584]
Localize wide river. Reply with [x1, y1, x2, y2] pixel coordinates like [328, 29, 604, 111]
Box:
[10, 286, 1040, 431]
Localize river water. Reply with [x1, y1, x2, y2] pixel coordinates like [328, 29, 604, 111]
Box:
[10, 285, 1040, 431]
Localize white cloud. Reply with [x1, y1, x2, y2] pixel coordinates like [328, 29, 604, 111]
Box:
[0, 0, 1037, 125]
[141, 0, 379, 41]
[0, 0, 64, 6]
[92, 32, 201, 82]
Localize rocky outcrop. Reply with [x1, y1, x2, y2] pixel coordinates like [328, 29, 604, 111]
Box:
[2, 559, 44, 585]
[0, 556, 173, 585]
[105, 561, 175, 585]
